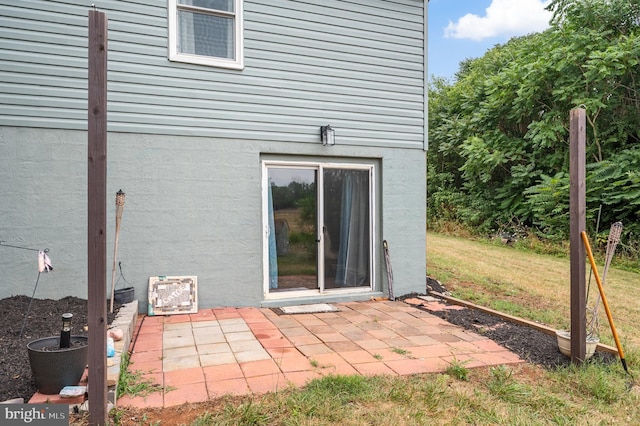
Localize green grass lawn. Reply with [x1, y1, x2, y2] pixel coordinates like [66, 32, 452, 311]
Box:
[111, 364, 640, 425]
[426, 231, 640, 350]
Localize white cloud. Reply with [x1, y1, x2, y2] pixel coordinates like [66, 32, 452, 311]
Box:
[444, 0, 552, 41]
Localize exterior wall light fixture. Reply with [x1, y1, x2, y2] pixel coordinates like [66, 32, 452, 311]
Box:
[320, 125, 335, 147]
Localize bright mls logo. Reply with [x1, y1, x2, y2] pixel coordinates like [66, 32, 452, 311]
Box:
[2, 404, 67, 425]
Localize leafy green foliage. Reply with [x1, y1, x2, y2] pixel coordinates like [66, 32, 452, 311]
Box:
[428, 0, 640, 244]
[270, 180, 315, 211]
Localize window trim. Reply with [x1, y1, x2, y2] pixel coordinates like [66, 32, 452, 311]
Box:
[168, 0, 244, 70]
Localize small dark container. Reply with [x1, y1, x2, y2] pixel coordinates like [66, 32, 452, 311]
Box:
[114, 287, 135, 304]
[27, 336, 88, 394]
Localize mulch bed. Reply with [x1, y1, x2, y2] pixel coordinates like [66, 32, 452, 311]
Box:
[414, 277, 616, 369]
[0, 295, 120, 403]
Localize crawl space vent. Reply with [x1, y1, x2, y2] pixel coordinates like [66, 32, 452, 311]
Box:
[148, 275, 198, 316]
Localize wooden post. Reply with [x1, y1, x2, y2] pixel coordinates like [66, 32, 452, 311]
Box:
[88, 9, 108, 425]
[569, 108, 586, 364]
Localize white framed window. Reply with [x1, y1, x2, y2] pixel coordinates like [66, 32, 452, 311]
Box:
[168, 0, 244, 69]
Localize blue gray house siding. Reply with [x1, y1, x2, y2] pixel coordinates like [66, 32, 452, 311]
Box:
[0, 0, 427, 308]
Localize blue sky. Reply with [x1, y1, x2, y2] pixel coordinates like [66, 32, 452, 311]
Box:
[428, 0, 553, 81]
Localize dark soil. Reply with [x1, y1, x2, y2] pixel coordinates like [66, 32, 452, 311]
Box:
[0, 295, 120, 403]
[36, 338, 88, 352]
[421, 277, 616, 369]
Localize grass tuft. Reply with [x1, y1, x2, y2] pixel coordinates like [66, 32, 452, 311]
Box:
[446, 358, 470, 381]
[486, 365, 531, 403]
[117, 353, 172, 398]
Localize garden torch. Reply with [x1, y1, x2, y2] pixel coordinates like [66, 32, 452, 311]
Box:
[109, 189, 126, 313]
[60, 313, 73, 349]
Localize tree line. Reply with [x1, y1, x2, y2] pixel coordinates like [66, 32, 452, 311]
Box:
[428, 0, 640, 250]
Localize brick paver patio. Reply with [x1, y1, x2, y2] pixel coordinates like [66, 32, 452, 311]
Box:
[117, 299, 523, 408]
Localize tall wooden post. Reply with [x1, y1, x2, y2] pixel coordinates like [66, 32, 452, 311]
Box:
[569, 108, 586, 364]
[88, 9, 108, 425]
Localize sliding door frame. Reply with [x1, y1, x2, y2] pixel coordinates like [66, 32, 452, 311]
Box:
[262, 159, 376, 300]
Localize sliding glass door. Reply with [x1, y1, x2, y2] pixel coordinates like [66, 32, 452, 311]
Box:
[264, 162, 373, 296]
[267, 167, 318, 292]
[322, 168, 370, 289]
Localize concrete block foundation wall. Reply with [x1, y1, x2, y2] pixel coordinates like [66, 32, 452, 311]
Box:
[0, 127, 426, 308]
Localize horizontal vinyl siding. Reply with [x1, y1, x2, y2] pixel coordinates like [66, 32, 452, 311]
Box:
[0, 0, 425, 149]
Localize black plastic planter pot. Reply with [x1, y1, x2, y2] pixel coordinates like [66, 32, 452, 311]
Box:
[27, 336, 88, 395]
[114, 287, 135, 304]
